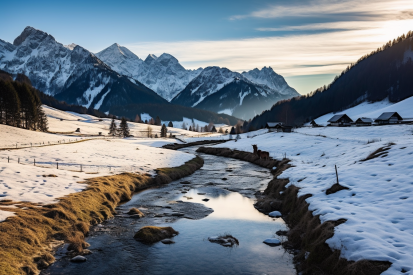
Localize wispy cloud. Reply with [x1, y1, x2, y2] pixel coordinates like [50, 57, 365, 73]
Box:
[126, 19, 413, 77]
[230, 0, 413, 21]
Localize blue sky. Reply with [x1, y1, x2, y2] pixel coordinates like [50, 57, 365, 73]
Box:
[2, 0, 413, 94]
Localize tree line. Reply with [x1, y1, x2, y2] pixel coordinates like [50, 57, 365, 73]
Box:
[0, 72, 48, 132]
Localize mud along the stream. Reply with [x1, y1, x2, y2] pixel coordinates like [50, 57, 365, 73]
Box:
[43, 146, 296, 275]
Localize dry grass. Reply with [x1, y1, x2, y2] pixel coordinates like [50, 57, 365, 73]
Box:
[0, 156, 203, 275]
[326, 183, 350, 195]
[361, 144, 393, 162]
[133, 226, 178, 243]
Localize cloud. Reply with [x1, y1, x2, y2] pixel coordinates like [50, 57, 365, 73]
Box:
[230, 0, 413, 20]
[126, 19, 413, 79]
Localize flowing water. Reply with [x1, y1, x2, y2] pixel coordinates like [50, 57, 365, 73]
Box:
[43, 147, 296, 275]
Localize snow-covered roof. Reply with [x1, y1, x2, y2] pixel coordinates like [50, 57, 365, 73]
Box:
[266, 122, 283, 128]
[327, 114, 353, 123]
[355, 117, 373, 123]
[375, 112, 403, 121]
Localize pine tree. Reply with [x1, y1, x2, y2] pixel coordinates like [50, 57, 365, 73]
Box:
[37, 106, 48, 132]
[160, 124, 167, 137]
[0, 80, 20, 127]
[109, 118, 117, 136]
[168, 121, 173, 127]
[230, 127, 236, 135]
[155, 116, 161, 126]
[135, 114, 141, 123]
[189, 126, 192, 131]
[119, 117, 130, 137]
[211, 126, 217, 132]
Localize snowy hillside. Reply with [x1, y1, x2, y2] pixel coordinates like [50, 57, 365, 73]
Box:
[0, 105, 228, 222]
[312, 96, 413, 126]
[96, 45, 202, 101]
[213, 124, 413, 275]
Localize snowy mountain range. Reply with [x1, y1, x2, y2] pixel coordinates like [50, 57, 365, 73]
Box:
[0, 26, 299, 120]
[0, 26, 167, 113]
[96, 44, 202, 101]
[171, 66, 299, 118]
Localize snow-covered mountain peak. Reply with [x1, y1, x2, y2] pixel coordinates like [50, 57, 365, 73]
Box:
[13, 26, 55, 46]
[242, 66, 298, 96]
[144, 54, 158, 64]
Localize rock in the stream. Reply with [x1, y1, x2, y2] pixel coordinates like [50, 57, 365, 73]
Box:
[276, 230, 288, 236]
[197, 193, 206, 195]
[268, 211, 282, 218]
[161, 239, 175, 244]
[171, 212, 185, 217]
[134, 226, 179, 244]
[208, 235, 239, 247]
[180, 181, 191, 184]
[126, 208, 145, 218]
[70, 255, 87, 262]
[263, 238, 281, 246]
[202, 198, 210, 202]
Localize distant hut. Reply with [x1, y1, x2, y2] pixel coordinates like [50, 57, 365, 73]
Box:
[274, 124, 293, 133]
[327, 114, 353, 126]
[355, 117, 373, 126]
[266, 122, 283, 132]
[374, 112, 403, 125]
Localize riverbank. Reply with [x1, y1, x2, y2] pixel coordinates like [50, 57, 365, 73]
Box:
[197, 146, 391, 274]
[0, 156, 203, 275]
[162, 140, 228, 150]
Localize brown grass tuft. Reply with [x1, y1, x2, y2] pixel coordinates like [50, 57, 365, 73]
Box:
[134, 226, 178, 243]
[127, 208, 144, 217]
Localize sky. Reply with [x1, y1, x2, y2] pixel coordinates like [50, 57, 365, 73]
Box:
[1, 0, 413, 94]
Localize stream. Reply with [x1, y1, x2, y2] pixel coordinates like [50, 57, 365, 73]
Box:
[42, 146, 296, 275]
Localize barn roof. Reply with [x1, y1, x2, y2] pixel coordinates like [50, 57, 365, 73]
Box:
[266, 122, 283, 128]
[356, 117, 373, 123]
[327, 114, 353, 123]
[375, 112, 403, 121]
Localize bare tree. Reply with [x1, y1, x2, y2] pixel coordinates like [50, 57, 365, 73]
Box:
[147, 125, 153, 138]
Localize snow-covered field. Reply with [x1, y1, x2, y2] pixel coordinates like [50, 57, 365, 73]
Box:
[0, 105, 227, 222]
[311, 96, 413, 126]
[211, 125, 413, 274]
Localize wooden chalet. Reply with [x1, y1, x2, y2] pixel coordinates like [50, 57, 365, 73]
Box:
[266, 122, 283, 132]
[355, 117, 373, 126]
[374, 112, 403, 125]
[327, 114, 353, 126]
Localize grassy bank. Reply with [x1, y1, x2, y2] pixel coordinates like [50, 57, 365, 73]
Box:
[197, 147, 391, 275]
[0, 156, 203, 275]
[162, 140, 227, 150]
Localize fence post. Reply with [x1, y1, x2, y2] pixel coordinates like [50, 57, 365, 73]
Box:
[34, 159, 35, 166]
[57, 162, 59, 169]
[18, 158, 20, 164]
[80, 164, 82, 172]
[8, 156, 9, 163]
[335, 165, 339, 184]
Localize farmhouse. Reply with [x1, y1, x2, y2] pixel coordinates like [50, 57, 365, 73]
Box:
[327, 114, 353, 126]
[266, 122, 283, 132]
[374, 112, 403, 125]
[355, 117, 373, 126]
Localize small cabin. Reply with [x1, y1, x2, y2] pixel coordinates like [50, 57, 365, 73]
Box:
[374, 112, 403, 125]
[266, 122, 283, 132]
[274, 124, 293, 133]
[327, 114, 353, 126]
[355, 117, 373, 126]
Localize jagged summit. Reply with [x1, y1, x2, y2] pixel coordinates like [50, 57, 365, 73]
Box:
[13, 26, 55, 46]
[144, 54, 158, 64]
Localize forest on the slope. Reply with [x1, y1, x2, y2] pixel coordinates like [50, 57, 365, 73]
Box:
[247, 31, 413, 129]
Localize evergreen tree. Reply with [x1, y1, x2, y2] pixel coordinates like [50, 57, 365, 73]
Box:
[135, 114, 141, 123]
[119, 117, 130, 137]
[230, 127, 236, 135]
[109, 118, 117, 136]
[168, 121, 173, 127]
[189, 126, 192, 131]
[155, 116, 161, 126]
[211, 126, 217, 132]
[37, 106, 48, 132]
[160, 124, 167, 137]
[13, 82, 37, 129]
[218, 127, 224, 133]
[0, 80, 20, 126]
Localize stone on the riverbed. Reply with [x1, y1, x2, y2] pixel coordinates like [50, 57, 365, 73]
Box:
[161, 239, 175, 244]
[171, 212, 184, 217]
[134, 226, 179, 244]
[268, 211, 282, 218]
[71, 255, 87, 262]
[197, 193, 206, 195]
[202, 198, 209, 202]
[208, 235, 239, 247]
[126, 208, 145, 218]
[180, 181, 191, 184]
[276, 230, 288, 236]
[263, 238, 281, 246]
